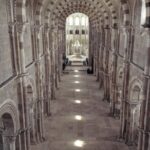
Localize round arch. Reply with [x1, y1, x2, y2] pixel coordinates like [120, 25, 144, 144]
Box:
[0, 100, 20, 132]
[65, 13, 89, 62]
[129, 77, 143, 101]
[128, 77, 143, 144]
[132, 0, 142, 27]
[0, 100, 20, 150]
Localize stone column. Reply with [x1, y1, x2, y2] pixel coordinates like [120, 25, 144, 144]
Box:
[62, 29, 66, 55]
[9, 137, 16, 150]
[92, 28, 97, 75]
[92, 27, 98, 77]
[54, 27, 60, 89]
[3, 135, 16, 150]
[15, 22, 30, 150]
[99, 26, 105, 89]
[44, 25, 51, 116]
[93, 25, 98, 74]
[34, 25, 45, 142]
[57, 29, 62, 82]
[103, 27, 111, 102]
[98, 30, 102, 80]
[51, 28, 56, 100]
[120, 26, 133, 139]
[89, 23, 94, 67]
[110, 27, 119, 115]
[95, 29, 99, 77]
[29, 101, 36, 144]
[95, 28, 100, 81]
[8, 22, 18, 75]
[138, 29, 150, 150]
[126, 102, 140, 145]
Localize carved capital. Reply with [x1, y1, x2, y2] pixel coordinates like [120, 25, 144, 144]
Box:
[8, 22, 16, 27]
[32, 24, 44, 33]
[16, 22, 28, 34]
[44, 24, 50, 31]
[7, 136, 16, 143]
[2, 134, 17, 143]
[122, 25, 134, 33]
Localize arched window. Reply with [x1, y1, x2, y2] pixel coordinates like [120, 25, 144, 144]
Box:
[69, 17, 73, 26]
[81, 17, 85, 26]
[75, 17, 80, 26]
[85, 18, 89, 26]
[141, 0, 146, 25]
[133, 0, 142, 27]
[132, 85, 141, 101]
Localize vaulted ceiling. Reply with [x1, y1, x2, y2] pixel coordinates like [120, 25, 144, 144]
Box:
[33, 0, 131, 28]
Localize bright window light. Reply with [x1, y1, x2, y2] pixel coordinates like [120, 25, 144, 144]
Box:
[74, 140, 85, 147]
[75, 17, 80, 26]
[74, 75, 79, 78]
[74, 70, 79, 72]
[75, 115, 83, 121]
[75, 89, 81, 92]
[81, 17, 85, 26]
[86, 18, 89, 26]
[74, 81, 80, 84]
[75, 100, 82, 104]
[141, 0, 146, 25]
[69, 17, 73, 26]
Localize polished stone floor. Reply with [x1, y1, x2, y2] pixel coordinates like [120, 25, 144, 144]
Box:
[31, 66, 136, 150]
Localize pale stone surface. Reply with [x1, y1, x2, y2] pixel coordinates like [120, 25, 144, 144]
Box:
[31, 66, 136, 150]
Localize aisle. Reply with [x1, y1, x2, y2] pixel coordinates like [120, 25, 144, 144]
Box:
[31, 66, 132, 150]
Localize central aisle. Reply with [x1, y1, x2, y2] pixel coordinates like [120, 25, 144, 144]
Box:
[31, 66, 134, 150]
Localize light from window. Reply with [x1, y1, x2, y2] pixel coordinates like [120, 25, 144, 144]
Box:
[85, 18, 89, 26]
[69, 17, 73, 26]
[75, 17, 80, 26]
[141, 0, 146, 25]
[81, 17, 85, 26]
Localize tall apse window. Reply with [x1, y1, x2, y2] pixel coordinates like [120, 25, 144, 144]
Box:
[75, 17, 80, 26]
[69, 17, 73, 26]
[81, 17, 85, 26]
[66, 13, 89, 62]
[141, 0, 146, 25]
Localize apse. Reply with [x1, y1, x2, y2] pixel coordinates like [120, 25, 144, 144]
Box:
[66, 13, 89, 62]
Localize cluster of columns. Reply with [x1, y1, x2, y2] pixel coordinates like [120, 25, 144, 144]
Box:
[5, 14, 65, 149]
[137, 30, 150, 150]
[90, 21, 150, 150]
